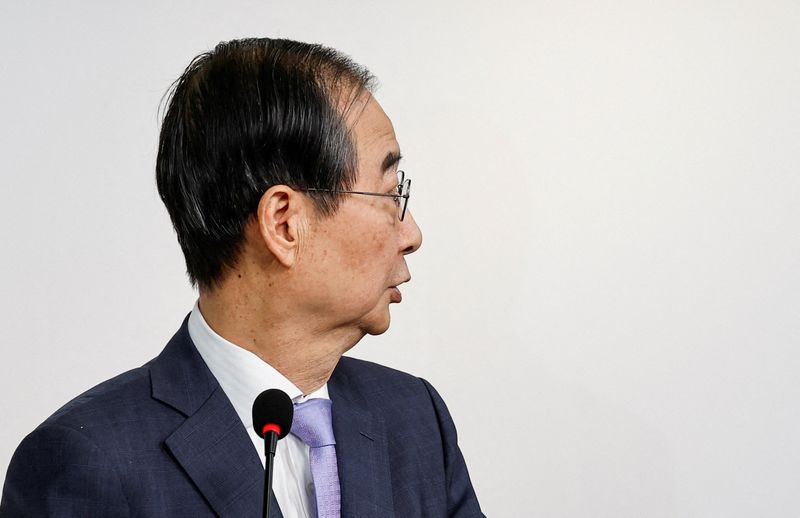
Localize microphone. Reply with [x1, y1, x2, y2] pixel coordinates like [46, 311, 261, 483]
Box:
[252, 389, 294, 518]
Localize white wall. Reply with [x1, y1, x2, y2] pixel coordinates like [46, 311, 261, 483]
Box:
[1, 1, 798, 516]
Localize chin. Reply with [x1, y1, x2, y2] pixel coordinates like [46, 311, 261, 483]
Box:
[360, 307, 392, 336]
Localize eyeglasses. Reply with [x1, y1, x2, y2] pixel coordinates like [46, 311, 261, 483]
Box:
[299, 170, 411, 221]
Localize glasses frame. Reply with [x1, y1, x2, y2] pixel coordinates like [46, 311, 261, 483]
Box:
[299, 170, 411, 221]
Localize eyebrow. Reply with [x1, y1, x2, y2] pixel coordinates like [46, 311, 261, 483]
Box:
[381, 151, 403, 175]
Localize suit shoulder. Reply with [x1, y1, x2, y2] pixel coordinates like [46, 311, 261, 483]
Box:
[333, 356, 441, 411]
[43, 363, 158, 434]
[336, 355, 423, 389]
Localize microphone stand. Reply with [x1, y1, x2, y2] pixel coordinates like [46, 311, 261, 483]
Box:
[263, 430, 279, 518]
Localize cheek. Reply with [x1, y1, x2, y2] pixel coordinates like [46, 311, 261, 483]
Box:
[337, 227, 395, 285]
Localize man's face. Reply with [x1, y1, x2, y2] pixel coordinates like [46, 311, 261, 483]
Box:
[297, 94, 423, 336]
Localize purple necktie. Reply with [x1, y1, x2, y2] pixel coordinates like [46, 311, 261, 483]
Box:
[291, 398, 341, 518]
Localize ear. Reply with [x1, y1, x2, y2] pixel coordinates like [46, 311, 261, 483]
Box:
[256, 185, 308, 268]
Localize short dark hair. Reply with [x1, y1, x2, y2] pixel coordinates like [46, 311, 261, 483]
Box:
[156, 38, 376, 291]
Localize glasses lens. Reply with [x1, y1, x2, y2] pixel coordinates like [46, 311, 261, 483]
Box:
[399, 178, 410, 221]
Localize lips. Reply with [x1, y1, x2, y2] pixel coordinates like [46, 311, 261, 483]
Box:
[389, 276, 410, 303]
[389, 286, 402, 303]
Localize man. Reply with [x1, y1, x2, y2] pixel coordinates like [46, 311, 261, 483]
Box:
[0, 38, 483, 517]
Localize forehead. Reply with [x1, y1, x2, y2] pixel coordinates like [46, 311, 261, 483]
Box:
[347, 95, 400, 182]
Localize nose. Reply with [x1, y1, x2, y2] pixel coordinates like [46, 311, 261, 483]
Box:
[400, 210, 423, 255]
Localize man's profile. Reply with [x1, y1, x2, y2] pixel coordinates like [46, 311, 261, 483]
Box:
[0, 38, 482, 517]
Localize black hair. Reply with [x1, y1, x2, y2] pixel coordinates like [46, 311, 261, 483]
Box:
[156, 38, 376, 291]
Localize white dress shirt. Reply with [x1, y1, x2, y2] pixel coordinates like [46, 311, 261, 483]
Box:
[188, 300, 325, 518]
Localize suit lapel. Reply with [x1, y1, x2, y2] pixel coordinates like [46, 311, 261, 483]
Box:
[151, 316, 284, 518]
[329, 361, 395, 517]
[164, 386, 269, 517]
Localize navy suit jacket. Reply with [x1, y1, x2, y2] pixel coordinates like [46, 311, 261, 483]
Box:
[1, 317, 483, 517]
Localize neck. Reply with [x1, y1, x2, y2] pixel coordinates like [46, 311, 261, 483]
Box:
[198, 284, 362, 395]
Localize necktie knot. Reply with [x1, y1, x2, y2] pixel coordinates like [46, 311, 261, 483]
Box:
[291, 398, 336, 448]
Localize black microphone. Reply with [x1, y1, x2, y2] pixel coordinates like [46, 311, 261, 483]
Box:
[252, 389, 294, 518]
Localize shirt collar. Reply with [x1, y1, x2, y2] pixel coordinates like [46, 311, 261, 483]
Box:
[187, 300, 329, 431]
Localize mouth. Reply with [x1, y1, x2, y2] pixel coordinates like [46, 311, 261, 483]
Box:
[388, 278, 410, 303]
[389, 286, 402, 303]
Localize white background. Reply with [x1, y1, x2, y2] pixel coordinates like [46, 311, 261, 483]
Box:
[1, 1, 799, 516]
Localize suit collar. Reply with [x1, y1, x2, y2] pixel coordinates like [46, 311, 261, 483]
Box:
[150, 315, 283, 517]
[149, 314, 218, 416]
[329, 359, 395, 517]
